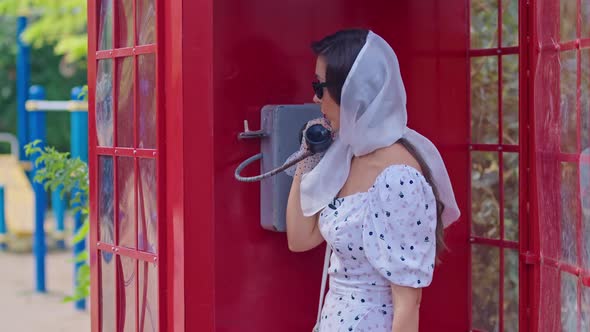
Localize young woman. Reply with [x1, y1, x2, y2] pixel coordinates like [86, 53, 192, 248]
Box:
[286, 29, 460, 332]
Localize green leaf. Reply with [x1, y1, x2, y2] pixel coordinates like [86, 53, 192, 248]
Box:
[74, 251, 88, 263]
[72, 219, 89, 244]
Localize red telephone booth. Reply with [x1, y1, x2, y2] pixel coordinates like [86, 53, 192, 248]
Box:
[86, 0, 589, 331]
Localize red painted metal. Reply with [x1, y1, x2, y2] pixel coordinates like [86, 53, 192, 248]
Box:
[209, 1, 469, 331]
[469, 46, 519, 57]
[89, 1, 162, 331]
[519, 1, 532, 331]
[470, 237, 519, 249]
[87, 0, 100, 331]
[96, 242, 157, 262]
[468, 0, 533, 331]
[88, 0, 478, 331]
[96, 147, 157, 158]
[96, 44, 156, 59]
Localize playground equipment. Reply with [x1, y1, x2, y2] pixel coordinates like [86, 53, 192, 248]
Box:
[25, 85, 89, 310]
[0, 16, 89, 311]
[0, 133, 34, 249]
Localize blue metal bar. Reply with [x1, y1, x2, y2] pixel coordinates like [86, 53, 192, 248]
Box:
[28, 85, 47, 293]
[0, 186, 6, 251]
[52, 185, 66, 250]
[71, 86, 88, 310]
[16, 17, 30, 161]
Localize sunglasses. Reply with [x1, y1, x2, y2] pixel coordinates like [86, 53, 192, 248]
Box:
[312, 81, 331, 99]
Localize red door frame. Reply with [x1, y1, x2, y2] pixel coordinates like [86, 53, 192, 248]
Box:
[88, 0, 167, 331]
[528, 0, 590, 331]
[467, 0, 533, 331]
[86, 1, 571, 331]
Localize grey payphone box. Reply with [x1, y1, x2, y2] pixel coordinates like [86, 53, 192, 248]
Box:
[252, 104, 322, 232]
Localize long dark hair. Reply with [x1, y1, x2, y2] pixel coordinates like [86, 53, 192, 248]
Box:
[312, 29, 447, 259]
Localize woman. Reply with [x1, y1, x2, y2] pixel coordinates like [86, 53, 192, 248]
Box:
[286, 29, 460, 332]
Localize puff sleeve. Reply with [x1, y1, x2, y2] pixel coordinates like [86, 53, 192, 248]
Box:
[362, 165, 437, 288]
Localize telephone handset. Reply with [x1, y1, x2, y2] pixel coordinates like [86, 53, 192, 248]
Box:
[234, 123, 332, 182]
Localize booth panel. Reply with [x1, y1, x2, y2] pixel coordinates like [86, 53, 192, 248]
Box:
[211, 0, 469, 331]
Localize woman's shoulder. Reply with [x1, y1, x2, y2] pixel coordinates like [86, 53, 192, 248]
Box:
[373, 141, 423, 175]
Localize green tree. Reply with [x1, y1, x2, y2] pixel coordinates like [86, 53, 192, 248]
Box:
[0, 0, 87, 63]
[0, 0, 88, 154]
[25, 140, 90, 302]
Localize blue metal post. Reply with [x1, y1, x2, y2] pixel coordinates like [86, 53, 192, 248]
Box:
[71, 86, 88, 310]
[0, 186, 6, 251]
[16, 17, 30, 161]
[28, 85, 47, 293]
[52, 185, 66, 249]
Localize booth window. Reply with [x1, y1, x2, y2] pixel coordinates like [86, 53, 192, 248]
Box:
[469, 0, 521, 331]
[94, 0, 159, 331]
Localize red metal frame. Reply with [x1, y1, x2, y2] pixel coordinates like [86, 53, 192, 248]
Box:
[87, 0, 476, 331]
[89, 1, 161, 331]
[528, 0, 590, 330]
[468, 0, 531, 331]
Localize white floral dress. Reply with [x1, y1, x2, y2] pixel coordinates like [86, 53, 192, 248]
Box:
[317, 165, 437, 332]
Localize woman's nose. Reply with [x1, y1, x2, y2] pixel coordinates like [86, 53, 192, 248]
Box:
[313, 94, 321, 104]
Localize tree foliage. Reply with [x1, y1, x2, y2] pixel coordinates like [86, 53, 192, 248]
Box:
[25, 140, 90, 302]
[0, 0, 87, 63]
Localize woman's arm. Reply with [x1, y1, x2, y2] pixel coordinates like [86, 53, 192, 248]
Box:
[285, 164, 324, 252]
[391, 284, 422, 332]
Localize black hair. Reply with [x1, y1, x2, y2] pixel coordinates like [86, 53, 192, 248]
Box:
[397, 138, 447, 261]
[311, 29, 369, 105]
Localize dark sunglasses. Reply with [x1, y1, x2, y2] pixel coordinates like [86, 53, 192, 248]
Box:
[312, 81, 331, 99]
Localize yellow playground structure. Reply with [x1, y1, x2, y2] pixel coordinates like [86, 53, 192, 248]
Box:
[0, 133, 34, 248]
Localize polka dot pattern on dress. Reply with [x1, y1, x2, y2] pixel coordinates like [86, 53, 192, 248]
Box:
[316, 164, 437, 332]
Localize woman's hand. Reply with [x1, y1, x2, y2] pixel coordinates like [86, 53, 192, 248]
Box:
[285, 117, 332, 177]
[285, 117, 331, 252]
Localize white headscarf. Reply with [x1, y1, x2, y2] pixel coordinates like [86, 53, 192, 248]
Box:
[300, 31, 460, 227]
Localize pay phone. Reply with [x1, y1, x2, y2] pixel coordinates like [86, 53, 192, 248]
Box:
[235, 104, 330, 231]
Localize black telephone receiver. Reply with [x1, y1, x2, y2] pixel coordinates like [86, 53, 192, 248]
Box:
[235, 122, 333, 182]
[301, 123, 333, 154]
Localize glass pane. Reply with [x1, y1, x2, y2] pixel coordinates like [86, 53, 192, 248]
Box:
[472, 151, 500, 238]
[560, 51, 578, 154]
[117, 57, 134, 147]
[120, 256, 137, 332]
[138, 158, 157, 253]
[472, 56, 499, 144]
[502, 0, 518, 47]
[137, 0, 156, 45]
[581, 155, 590, 267]
[138, 54, 157, 149]
[472, 244, 500, 331]
[98, 0, 113, 50]
[118, 157, 136, 248]
[139, 261, 159, 332]
[99, 156, 114, 244]
[560, 272, 578, 331]
[502, 55, 519, 145]
[471, 0, 498, 49]
[583, 0, 590, 38]
[504, 153, 519, 241]
[561, 0, 578, 42]
[583, 285, 590, 331]
[97, 59, 114, 147]
[100, 250, 116, 332]
[561, 162, 579, 264]
[504, 249, 519, 331]
[116, 0, 134, 48]
[582, 50, 590, 151]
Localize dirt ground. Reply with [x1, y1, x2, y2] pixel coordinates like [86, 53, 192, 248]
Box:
[0, 250, 90, 331]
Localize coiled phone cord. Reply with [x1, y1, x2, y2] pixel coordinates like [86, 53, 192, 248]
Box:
[234, 150, 313, 182]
